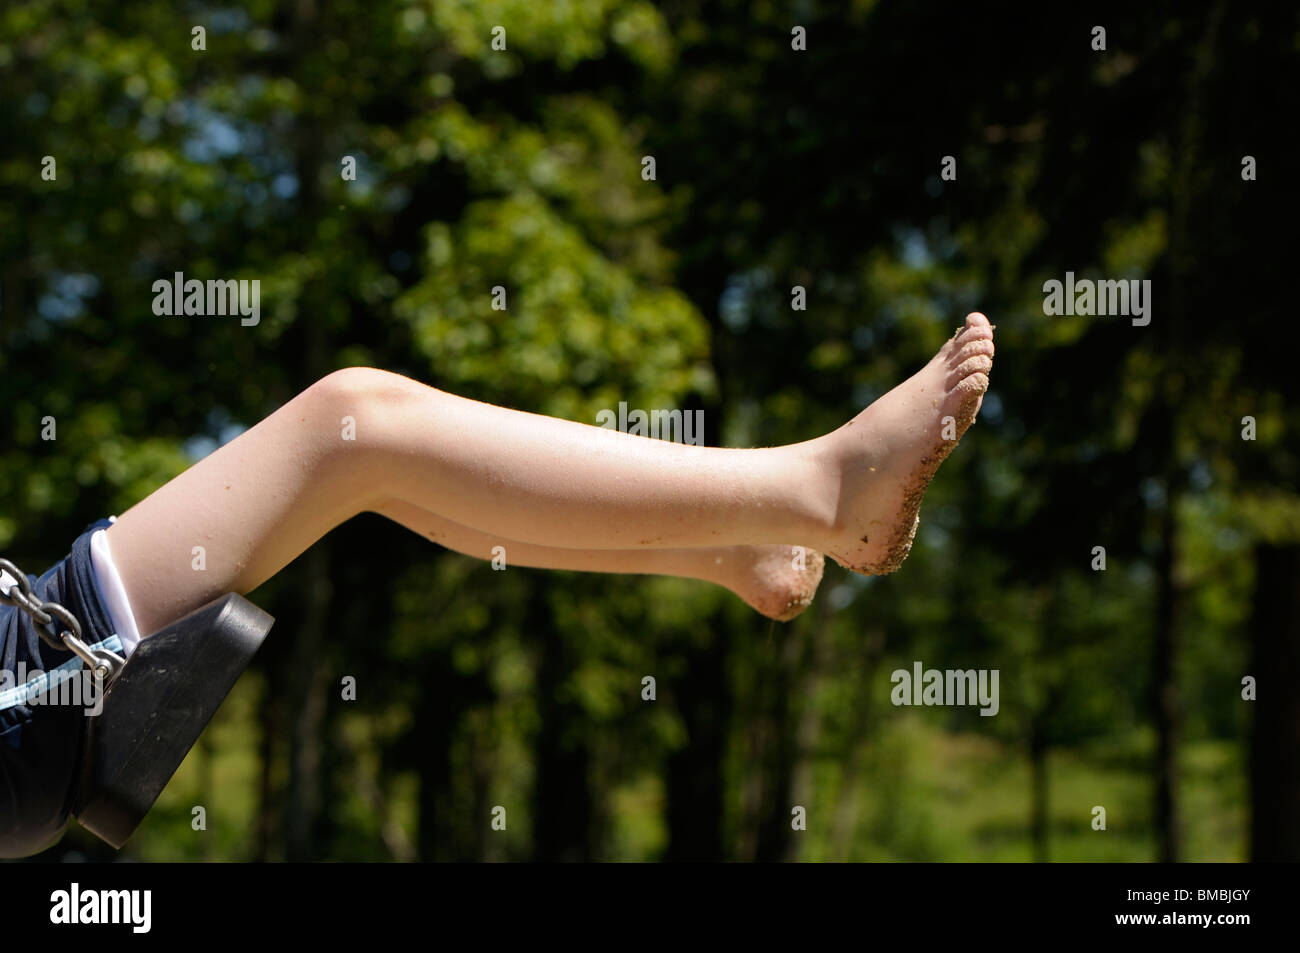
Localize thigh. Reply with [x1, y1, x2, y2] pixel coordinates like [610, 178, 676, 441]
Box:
[104, 379, 367, 636]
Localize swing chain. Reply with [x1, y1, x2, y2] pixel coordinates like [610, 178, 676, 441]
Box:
[0, 557, 126, 683]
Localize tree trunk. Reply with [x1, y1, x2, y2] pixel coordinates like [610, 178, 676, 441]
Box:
[1249, 544, 1300, 861]
[414, 657, 456, 861]
[1147, 0, 1224, 865]
[829, 626, 885, 860]
[281, 0, 333, 862]
[1029, 722, 1049, 863]
[664, 617, 728, 861]
[753, 623, 799, 863]
[254, 665, 282, 861]
[285, 550, 331, 859]
[412, 638, 493, 861]
[1151, 499, 1181, 862]
[531, 584, 592, 861]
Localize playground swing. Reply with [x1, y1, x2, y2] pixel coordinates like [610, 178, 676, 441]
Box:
[0, 557, 273, 849]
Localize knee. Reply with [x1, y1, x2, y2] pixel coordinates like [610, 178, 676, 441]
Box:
[305, 367, 425, 459]
[309, 367, 420, 415]
[303, 368, 422, 501]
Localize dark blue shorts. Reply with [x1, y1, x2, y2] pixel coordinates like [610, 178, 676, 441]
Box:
[1, 517, 118, 857]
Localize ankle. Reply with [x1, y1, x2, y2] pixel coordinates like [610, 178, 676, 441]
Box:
[791, 435, 846, 545]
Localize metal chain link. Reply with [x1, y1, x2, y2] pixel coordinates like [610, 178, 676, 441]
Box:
[0, 557, 125, 682]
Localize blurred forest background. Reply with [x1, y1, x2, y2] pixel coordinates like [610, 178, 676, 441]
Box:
[2, 0, 1297, 861]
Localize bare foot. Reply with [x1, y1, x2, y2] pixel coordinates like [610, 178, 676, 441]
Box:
[822, 312, 994, 575]
[711, 544, 826, 621]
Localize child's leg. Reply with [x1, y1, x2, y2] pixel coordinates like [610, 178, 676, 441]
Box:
[371, 498, 824, 621]
[105, 369, 826, 634]
[106, 313, 992, 635]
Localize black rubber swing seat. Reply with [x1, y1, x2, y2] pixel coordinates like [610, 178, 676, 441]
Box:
[72, 593, 273, 849]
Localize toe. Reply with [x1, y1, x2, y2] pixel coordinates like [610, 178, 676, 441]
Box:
[951, 317, 993, 350]
[946, 354, 993, 390]
[961, 325, 994, 344]
[946, 370, 989, 408]
[949, 337, 995, 367]
[962, 371, 990, 397]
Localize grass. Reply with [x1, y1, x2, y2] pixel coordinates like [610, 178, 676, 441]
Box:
[116, 695, 1248, 862]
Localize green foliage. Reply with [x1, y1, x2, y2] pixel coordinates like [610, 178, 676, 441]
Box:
[4, 0, 1292, 862]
